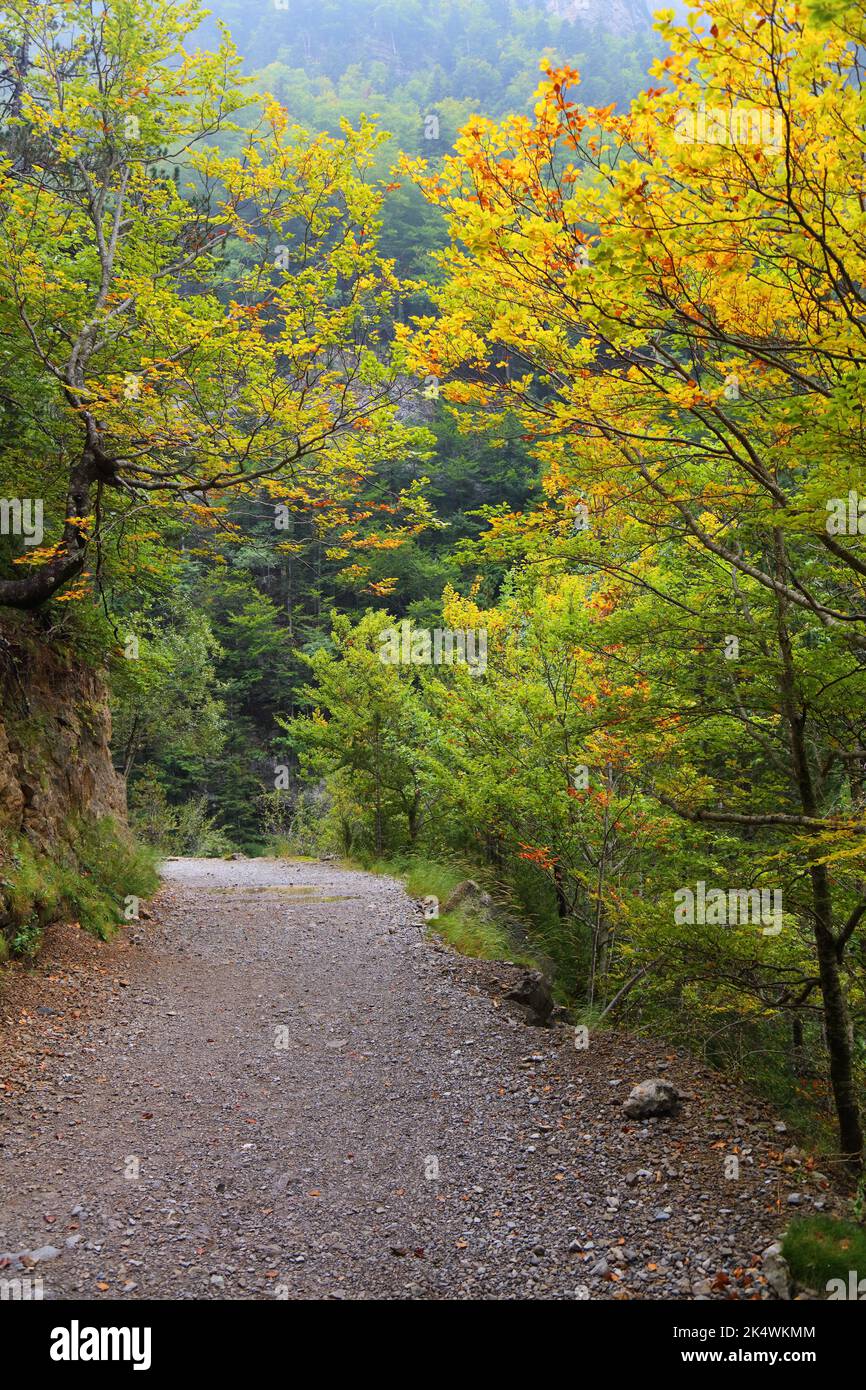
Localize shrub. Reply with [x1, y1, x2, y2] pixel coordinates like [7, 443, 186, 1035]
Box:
[0, 817, 158, 957]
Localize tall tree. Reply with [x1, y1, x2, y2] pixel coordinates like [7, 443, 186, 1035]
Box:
[0, 0, 411, 609]
[402, 0, 866, 1167]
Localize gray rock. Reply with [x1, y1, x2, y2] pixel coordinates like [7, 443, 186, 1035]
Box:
[622, 1078, 681, 1119]
[760, 1242, 791, 1299]
[504, 971, 555, 1027]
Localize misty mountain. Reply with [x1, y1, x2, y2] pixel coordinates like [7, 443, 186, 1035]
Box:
[200, 0, 663, 112]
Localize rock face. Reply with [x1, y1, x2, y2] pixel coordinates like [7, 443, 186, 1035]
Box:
[504, 969, 555, 1026]
[0, 616, 125, 860]
[0, 618, 124, 852]
[546, 0, 650, 37]
[0, 617, 128, 955]
[622, 1078, 681, 1119]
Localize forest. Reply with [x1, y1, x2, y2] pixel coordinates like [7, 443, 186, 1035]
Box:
[0, 0, 865, 1318]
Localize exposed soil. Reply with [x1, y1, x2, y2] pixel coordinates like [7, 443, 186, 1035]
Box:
[0, 857, 839, 1300]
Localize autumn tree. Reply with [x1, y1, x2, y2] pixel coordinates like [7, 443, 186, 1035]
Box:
[401, 0, 866, 1166]
[0, 0, 415, 610]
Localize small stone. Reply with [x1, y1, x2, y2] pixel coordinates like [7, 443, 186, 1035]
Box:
[760, 1242, 791, 1300]
[30, 1245, 62, 1262]
[622, 1079, 680, 1120]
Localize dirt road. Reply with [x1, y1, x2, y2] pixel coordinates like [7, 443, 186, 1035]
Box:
[0, 857, 824, 1299]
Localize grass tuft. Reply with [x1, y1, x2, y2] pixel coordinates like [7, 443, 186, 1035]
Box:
[353, 854, 537, 966]
[431, 905, 532, 962]
[782, 1215, 866, 1294]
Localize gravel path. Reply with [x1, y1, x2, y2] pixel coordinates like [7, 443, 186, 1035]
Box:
[0, 857, 835, 1300]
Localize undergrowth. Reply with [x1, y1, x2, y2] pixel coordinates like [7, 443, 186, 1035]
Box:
[0, 816, 158, 960]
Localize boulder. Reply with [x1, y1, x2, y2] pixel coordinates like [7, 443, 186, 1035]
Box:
[443, 879, 494, 914]
[504, 970, 555, 1026]
[622, 1078, 681, 1119]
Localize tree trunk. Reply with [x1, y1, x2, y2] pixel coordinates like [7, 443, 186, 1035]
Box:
[812, 867, 863, 1170]
[790, 1013, 805, 1077]
[407, 788, 420, 846]
[373, 715, 383, 855]
[774, 531, 863, 1170]
[0, 448, 94, 609]
[553, 862, 568, 919]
